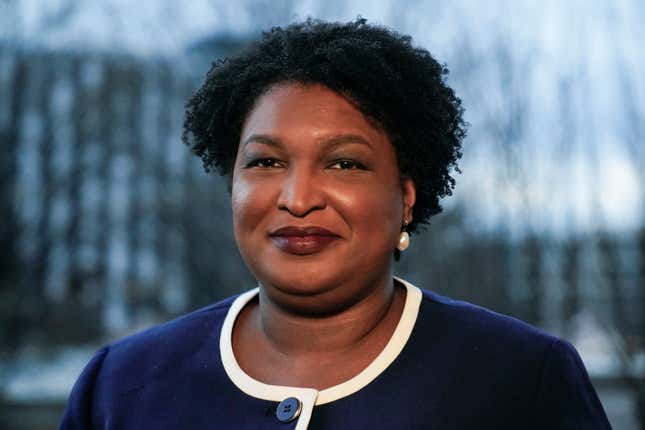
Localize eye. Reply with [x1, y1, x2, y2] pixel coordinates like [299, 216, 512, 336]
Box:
[245, 158, 283, 168]
[329, 159, 366, 170]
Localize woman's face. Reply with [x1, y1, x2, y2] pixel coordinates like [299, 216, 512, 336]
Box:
[231, 83, 415, 312]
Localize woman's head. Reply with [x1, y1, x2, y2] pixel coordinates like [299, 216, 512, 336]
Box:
[229, 82, 415, 311]
[183, 18, 466, 235]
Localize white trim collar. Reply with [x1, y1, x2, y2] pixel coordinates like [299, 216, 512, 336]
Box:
[219, 276, 422, 412]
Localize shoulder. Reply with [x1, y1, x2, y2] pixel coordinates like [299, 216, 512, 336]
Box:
[109, 295, 235, 357]
[406, 287, 611, 428]
[95, 294, 239, 392]
[60, 294, 244, 428]
[407, 286, 562, 395]
[417, 287, 558, 352]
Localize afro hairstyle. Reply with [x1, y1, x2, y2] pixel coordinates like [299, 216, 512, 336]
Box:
[183, 17, 467, 234]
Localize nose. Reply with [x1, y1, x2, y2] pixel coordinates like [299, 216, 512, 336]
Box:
[276, 167, 326, 217]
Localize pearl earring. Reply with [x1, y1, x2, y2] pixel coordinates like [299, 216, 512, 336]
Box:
[397, 220, 410, 251]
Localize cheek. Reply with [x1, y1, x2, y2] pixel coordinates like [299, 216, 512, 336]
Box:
[333, 182, 403, 238]
[231, 176, 272, 234]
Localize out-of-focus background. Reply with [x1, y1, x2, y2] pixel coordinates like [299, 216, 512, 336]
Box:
[0, 0, 643, 428]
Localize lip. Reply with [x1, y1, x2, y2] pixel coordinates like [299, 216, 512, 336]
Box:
[269, 226, 341, 255]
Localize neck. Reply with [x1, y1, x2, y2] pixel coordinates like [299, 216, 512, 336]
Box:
[255, 275, 401, 357]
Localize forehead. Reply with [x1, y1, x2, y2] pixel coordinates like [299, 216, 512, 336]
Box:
[240, 83, 389, 147]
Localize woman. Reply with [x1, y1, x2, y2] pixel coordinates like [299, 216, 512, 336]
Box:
[60, 19, 611, 429]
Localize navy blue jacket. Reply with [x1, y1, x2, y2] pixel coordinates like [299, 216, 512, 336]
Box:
[60, 280, 612, 429]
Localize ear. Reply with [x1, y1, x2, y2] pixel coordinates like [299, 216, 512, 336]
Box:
[401, 178, 416, 224]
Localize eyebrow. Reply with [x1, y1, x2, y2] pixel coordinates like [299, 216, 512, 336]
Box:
[241, 133, 374, 150]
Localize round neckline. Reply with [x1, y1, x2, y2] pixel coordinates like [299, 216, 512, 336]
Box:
[219, 276, 422, 405]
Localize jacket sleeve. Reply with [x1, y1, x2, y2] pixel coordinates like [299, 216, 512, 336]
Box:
[59, 346, 109, 430]
[533, 338, 613, 429]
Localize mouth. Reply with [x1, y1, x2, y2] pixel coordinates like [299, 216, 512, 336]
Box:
[269, 226, 341, 255]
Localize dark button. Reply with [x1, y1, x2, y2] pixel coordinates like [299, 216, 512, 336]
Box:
[276, 397, 302, 422]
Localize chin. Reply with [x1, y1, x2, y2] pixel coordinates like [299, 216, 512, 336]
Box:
[259, 264, 341, 296]
[253, 263, 356, 313]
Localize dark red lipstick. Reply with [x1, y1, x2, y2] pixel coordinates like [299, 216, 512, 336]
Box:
[269, 226, 340, 255]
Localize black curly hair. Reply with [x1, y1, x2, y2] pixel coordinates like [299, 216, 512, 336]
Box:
[183, 17, 466, 235]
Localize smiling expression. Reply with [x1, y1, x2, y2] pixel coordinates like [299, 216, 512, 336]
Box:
[231, 83, 415, 311]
